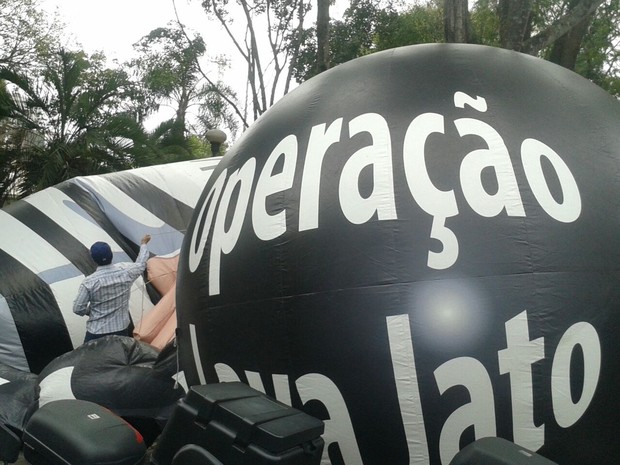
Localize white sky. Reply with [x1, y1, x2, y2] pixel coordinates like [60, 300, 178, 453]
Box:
[42, 0, 208, 62]
[40, 0, 348, 135]
[40, 0, 224, 129]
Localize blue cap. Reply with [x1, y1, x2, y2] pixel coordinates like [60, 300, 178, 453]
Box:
[90, 242, 113, 266]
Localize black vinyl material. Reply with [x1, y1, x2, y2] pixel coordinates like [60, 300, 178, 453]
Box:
[177, 43, 620, 465]
[0, 423, 21, 464]
[172, 445, 223, 465]
[449, 437, 559, 465]
[23, 399, 146, 465]
[152, 382, 324, 465]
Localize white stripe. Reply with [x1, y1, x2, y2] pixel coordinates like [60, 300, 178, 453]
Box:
[74, 177, 167, 230]
[387, 314, 430, 465]
[0, 295, 29, 371]
[25, 185, 157, 344]
[1, 199, 153, 350]
[172, 371, 188, 393]
[0, 212, 84, 365]
[73, 176, 186, 255]
[38, 366, 76, 407]
[131, 158, 220, 207]
[0, 209, 80, 274]
[24, 188, 126, 251]
[0, 209, 85, 349]
[190, 324, 206, 385]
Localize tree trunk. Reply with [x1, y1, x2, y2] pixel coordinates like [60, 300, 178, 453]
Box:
[497, 0, 534, 51]
[522, 0, 605, 56]
[172, 88, 190, 146]
[444, 0, 471, 43]
[548, 4, 594, 70]
[316, 0, 330, 74]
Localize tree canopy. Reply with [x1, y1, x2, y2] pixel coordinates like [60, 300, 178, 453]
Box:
[0, 0, 232, 205]
[0, 0, 618, 204]
[198, 0, 312, 126]
[292, 0, 619, 96]
[1, 49, 149, 197]
[130, 23, 239, 154]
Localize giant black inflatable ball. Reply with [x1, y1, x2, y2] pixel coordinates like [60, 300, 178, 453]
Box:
[177, 44, 620, 465]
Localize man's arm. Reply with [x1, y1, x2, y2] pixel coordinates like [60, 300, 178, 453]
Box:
[73, 283, 90, 316]
[126, 234, 152, 281]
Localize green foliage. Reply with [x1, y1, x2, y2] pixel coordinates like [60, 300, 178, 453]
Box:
[470, 0, 501, 46]
[132, 25, 206, 101]
[293, 0, 395, 82]
[194, 82, 239, 140]
[1, 0, 617, 204]
[574, 0, 620, 96]
[0, 0, 231, 203]
[1, 49, 154, 197]
[292, 0, 619, 98]
[526, 0, 619, 96]
[0, 0, 63, 73]
[293, 0, 445, 82]
[187, 134, 210, 158]
[129, 23, 237, 156]
[374, 3, 444, 51]
[138, 118, 194, 163]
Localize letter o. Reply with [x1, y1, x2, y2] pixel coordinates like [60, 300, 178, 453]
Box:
[551, 322, 601, 428]
[521, 138, 581, 223]
[188, 169, 228, 272]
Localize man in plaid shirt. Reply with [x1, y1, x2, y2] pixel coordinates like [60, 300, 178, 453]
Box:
[73, 234, 151, 343]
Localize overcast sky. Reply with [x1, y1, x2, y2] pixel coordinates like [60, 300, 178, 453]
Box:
[41, 0, 207, 62]
[40, 0, 244, 130]
[39, 0, 347, 134]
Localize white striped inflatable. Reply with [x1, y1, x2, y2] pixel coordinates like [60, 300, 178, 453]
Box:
[0, 157, 221, 373]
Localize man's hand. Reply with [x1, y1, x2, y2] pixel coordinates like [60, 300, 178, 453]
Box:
[141, 234, 151, 245]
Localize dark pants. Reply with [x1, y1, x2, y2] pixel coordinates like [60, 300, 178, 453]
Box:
[84, 327, 131, 343]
